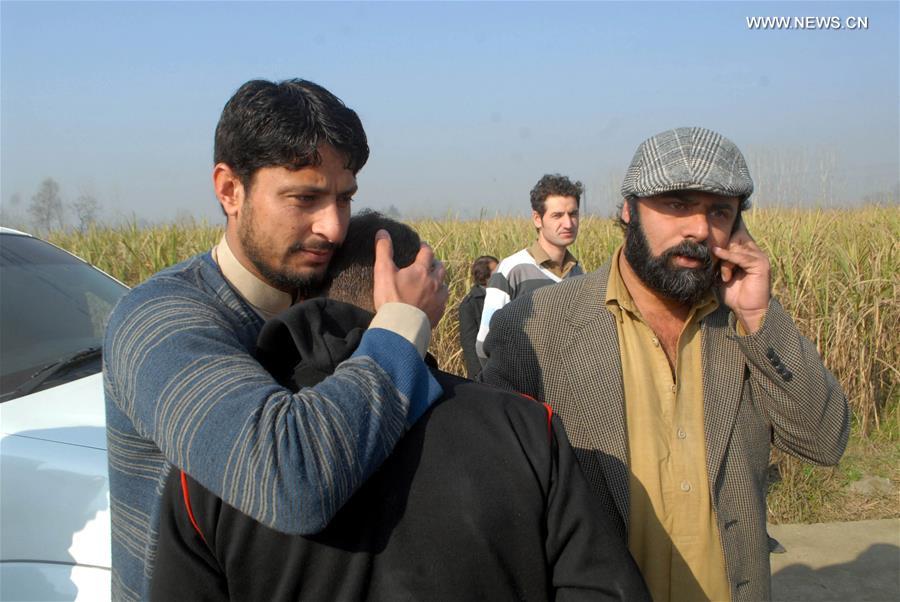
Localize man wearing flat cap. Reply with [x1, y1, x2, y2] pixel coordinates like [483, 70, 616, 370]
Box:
[481, 127, 849, 602]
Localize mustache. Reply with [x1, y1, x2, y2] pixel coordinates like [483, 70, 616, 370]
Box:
[287, 240, 338, 254]
[662, 240, 711, 265]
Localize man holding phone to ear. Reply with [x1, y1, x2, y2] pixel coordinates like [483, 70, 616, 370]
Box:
[480, 127, 849, 602]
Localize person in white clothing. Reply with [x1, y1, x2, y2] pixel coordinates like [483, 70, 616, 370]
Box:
[475, 173, 583, 365]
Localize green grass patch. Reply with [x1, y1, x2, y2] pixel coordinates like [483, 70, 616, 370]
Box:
[767, 402, 899, 524]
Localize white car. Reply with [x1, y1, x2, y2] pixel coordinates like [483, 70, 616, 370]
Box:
[1, 227, 128, 601]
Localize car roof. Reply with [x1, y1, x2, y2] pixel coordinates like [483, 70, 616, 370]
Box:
[0, 226, 32, 236]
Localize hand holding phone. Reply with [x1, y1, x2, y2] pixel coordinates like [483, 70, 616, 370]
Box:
[712, 220, 771, 334]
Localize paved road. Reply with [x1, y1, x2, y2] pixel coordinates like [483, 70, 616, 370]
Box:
[768, 519, 899, 601]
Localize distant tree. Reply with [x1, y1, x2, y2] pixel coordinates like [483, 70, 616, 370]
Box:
[386, 204, 401, 219]
[1, 192, 26, 228]
[29, 178, 65, 232]
[862, 183, 900, 206]
[71, 193, 101, 232]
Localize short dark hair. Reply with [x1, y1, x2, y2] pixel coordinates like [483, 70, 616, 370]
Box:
[530, 174, 584, 216]
[326, 211, 421, 312]
[214, 79, 370, 190]
[471, 255, 498, 287]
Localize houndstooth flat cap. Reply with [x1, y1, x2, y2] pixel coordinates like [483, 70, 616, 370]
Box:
[621, 127, 753, 200]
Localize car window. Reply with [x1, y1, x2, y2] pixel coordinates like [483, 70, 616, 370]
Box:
[0, 234, 128, 401]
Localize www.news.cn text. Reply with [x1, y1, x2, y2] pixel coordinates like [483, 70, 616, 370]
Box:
[746, 16, 869, 30]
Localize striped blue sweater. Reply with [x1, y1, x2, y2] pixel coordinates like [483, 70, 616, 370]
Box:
[103, 252, 442, 601]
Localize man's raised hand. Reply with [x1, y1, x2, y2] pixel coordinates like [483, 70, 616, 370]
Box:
[373, 229, 448, 327]
[712, 220, 771, 334]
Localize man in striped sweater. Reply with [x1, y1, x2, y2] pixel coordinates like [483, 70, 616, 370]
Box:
[103, 79, 448, 601]
[475, 174, 584, 364]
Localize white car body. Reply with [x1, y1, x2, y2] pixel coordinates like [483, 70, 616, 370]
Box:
[0, 374, 110, 601]
[1, 227, 124, 601]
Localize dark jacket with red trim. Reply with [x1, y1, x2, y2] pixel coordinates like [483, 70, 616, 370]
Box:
[150, 299, 648, 602]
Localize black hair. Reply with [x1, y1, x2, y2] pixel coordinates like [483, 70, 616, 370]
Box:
[530, 174, 584, 216]
[326, 210, 421, 311]
[214, 79, 369, 191]
[471, 255, 498, 287]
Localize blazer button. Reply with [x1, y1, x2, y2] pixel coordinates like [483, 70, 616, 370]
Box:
[765, 348, 776, 360]
[783, 370, 794, 382]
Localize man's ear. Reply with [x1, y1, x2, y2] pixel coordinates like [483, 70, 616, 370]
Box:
[531, 210, 543, 230]
[621, 198, 633, 225]
[213, 163, 245, 219]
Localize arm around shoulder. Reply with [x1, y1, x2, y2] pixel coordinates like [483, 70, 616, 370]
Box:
[105, 276, 440, 535]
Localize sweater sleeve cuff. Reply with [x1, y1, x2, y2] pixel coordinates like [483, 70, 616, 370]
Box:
[369, 302, 431, 357]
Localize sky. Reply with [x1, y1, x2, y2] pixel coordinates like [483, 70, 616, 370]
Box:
[2, 1, 898, 225]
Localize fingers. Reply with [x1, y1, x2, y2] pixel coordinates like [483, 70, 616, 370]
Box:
[406, 244, 447, 327]
[413, 242, 436, 272]
[720, 259, 735, 283]
[713, 243, 769, 286]
[715, 226, 763, 271]
[373, 229, 394, 271]
[715, 228, 773, 319]
[432, 261, 447, 283]
[372, 230, 398, 311]
[715, 246, 744, 283]
[713, 245, 759, 267]
[713, 246, 762, 267]
[372, 235, 448, 325]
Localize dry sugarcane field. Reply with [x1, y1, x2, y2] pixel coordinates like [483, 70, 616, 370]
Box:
[45, 204, 899, 523]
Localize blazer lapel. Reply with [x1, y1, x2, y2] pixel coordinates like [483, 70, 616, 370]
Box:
[701, 308, 745, 491]
[563, 266, 630, 521]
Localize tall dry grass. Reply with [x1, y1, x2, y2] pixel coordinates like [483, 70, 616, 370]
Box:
[45, 205, 898, 522]
[48, 205, 898, 435]
[413, 206, 899, 437]
[409, 206, 899, 523]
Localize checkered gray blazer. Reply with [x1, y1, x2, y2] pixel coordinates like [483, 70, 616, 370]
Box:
[481, 263, 849, 602]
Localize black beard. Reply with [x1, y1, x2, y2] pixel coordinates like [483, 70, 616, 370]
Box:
[238, 204, 331, 299]
[251, 256, 327, 300]
[623, 213, 716, 306]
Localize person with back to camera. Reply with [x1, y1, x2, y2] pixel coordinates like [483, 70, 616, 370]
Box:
[458, 254, 498, 378]
[150, 211, 650, 602]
